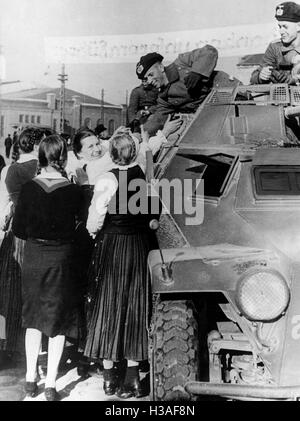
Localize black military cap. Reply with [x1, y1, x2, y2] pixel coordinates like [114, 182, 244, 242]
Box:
[275, 2, 300, 22]
[136, 52, 164, 80]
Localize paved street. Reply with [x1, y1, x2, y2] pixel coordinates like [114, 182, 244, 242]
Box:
[0, 353, 150, 401]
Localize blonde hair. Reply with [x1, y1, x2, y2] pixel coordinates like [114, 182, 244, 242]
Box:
[109, 127, 139, 165]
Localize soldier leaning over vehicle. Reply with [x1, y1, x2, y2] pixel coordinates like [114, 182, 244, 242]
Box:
[136, 46, 219, 136]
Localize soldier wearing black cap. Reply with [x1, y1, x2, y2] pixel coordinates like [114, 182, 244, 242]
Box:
[250, 2, 300, 85]
[135, 46, 220, 135]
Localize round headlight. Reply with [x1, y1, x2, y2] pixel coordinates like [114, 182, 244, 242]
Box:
[236, 269, 290, 322]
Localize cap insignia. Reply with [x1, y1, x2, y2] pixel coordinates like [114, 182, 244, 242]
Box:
[276, 5, 284, 16]
[136, 64, 144, 75]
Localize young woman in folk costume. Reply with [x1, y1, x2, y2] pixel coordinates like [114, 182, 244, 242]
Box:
[0, 127, 45, 366]
[85, 127, 161, 398]
[12, 135, 84, 400]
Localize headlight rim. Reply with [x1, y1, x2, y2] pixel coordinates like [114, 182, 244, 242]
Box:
[235, 268, 290, 322]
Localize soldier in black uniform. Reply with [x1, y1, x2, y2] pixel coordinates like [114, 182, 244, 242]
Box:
[127, 79, 159, 130]
[136, 47, 218, 135]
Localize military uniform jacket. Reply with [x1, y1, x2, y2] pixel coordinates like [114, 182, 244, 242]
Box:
[127, 84, 159, 123]
[156, 45, 218, 113]
[250, 40, 300, 84]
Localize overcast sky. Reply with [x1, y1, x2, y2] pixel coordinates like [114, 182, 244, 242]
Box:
[0, 0, 283, 104]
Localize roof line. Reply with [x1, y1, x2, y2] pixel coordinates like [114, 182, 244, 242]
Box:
[1, 97, 123, 109]
[1, 97, 48, 103]
[82, 102, 123, 109]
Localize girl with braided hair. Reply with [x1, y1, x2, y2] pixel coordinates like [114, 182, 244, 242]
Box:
[0, 127, 44, 367]
[12, 135, 83, 401]
[84, 127, 160, 399]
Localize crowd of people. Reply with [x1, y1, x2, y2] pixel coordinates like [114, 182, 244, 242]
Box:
[0, 104, 182, 401]
[0, 0, 300, 402]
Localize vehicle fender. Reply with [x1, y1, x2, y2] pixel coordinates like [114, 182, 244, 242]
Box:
[148, 243, 283, 294]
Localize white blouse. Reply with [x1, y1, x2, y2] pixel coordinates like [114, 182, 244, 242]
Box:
[86, 130, 167, 186]
[86, 131, 167, 236]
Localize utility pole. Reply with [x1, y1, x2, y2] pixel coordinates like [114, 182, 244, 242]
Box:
[125, 89, 129, 126]
[101, 88, 104, 122]
[58, 64, 68, 134]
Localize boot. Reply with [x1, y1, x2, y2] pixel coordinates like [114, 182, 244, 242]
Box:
[116, 365, 144, 399]
[24, 381, 38, 398]
[103, 367, 119, 395]
[44, 387, 59, 401]
[77, 355, 90, 378]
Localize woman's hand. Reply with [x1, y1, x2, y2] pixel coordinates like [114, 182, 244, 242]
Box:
[74, 167, 89, 186]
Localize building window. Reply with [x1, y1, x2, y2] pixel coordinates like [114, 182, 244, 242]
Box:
[19, 114, 24, 123]
[37, 116, 41, 124]
[53, 119, 57, 132]
[108, 119, 115, 136]
[31, 115, 35, 124]
[25, 115, 29, 123]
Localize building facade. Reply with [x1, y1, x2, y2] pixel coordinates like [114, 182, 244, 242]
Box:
[0, 87, 126, 139]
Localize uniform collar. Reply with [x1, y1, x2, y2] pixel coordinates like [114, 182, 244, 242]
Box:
[281, 41, 300, 54]
[36, 168, 65, 179]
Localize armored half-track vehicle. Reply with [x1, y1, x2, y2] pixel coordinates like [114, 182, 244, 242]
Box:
[148, 82, 300, 401]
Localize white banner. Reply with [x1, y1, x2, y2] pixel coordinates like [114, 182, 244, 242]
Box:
[44, 22, 280, 64]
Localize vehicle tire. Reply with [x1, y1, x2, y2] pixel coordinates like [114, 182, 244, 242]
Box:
[150, 300, 199, 401]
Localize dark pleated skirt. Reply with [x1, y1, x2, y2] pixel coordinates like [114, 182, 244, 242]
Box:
[22, 240, 80, 338]
[72, 223, 95, 346]
[84, 230, 156, 362]
[0, 231, 24, 352]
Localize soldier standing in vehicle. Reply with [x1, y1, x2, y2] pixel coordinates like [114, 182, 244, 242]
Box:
[250, 2, 300, 143]
[250, 2, 300, 85]
[127, 79, 159, 131]
[136, 47, 219, 135]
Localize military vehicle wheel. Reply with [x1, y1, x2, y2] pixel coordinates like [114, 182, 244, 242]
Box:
[150, 300, 199, 401]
